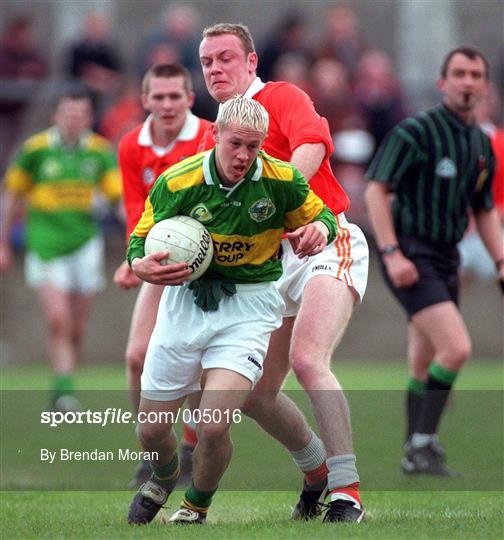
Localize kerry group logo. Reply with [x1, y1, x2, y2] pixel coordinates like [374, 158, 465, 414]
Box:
[436, 157, 457, 179]
[190, 203, 213, 223]
[248, 197, 276, 222]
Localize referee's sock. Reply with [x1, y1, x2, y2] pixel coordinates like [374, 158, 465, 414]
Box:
[405, 376, 427, 441]
[290, 431, 328, 487]
[414, 363, 458, 436]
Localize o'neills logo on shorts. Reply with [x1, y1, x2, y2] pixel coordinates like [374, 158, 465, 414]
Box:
[247, 355, 262, 370]
[189, 230, 212, 272]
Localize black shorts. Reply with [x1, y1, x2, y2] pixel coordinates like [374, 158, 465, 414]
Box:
[379, 236, 460, 318]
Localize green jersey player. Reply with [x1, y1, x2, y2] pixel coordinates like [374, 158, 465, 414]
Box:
[126, 95, 337, 525]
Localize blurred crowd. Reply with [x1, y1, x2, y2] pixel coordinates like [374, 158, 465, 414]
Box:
[1, 4, 502, 236]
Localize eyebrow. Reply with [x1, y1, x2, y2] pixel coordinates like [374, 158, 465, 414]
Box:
[200, 49, 235, 59]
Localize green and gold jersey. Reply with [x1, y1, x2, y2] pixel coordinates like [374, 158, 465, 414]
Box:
[128, 149, 337, 283]
[5, 127, 121, 260]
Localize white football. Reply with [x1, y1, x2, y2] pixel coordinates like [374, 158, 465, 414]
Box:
[145, 216, 213, 282]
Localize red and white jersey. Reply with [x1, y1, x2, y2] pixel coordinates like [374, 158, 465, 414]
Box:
[199, 77, 349, 215]
[119, 111, 211, 237]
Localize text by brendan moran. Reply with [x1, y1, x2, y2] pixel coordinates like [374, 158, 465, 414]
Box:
[40, 448, 158, 464]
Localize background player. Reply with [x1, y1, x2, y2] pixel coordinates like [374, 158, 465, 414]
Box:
[365, 46, 503, 476]
[198, 24, 368, 522]
[113, 63, 210, 486]
[0, 88, 121, 410]
[126, 96, 337, 526]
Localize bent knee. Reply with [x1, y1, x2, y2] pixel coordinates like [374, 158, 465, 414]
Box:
[126, 345, 147, 374]
[290, 354, 331, 387]
[197, 422, 230, 443]
[137, 422, 165, 447]
[242, 385, 280, 419]
[440, 341, 472, 370]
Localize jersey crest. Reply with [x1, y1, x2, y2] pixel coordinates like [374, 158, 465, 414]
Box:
[248, 197, 276, 222]
[436, 157, 457, 178]
[143, 167, 156, 186]
[41, 158, 62, 178]
[189, 203, 213, 223]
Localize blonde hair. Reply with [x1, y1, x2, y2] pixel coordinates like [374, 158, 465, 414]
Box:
[216, 95, 269, 134]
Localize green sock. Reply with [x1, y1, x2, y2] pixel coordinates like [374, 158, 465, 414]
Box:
[151, 453, 179, 491]
[428, 363, 458, 385]
[52, 373, 75, 402]
[182, 482, 216, 513]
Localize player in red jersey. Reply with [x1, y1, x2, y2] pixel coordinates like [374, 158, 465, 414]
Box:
[113, 63, 210, 487]
[197, 24, 369, 523]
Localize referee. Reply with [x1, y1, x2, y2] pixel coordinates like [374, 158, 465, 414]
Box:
[365, 46, 504, 476]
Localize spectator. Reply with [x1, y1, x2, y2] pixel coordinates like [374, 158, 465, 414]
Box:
[99, 79, 145, 147]
[137, 4, 200, 78]
[257, 12, 313, 82]
[311, 58, 372, 226]
[64, 11, 122, 124]
[353, 50, 408, 154]
[272, 52, 313, 95]
[460, 83, 504, 280]
[0, 16, 48, 173]
[316, 4, 367, 78]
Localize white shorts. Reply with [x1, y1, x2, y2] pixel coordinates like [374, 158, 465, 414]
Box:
[277, 213, 369, 317]
[141, 282, 285, 401]
[25, 235, 105, 294]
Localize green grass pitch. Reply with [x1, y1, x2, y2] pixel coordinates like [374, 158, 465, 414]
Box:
[1, 360, 502, 539]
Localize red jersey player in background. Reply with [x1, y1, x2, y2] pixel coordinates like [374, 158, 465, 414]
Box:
[113, 63, 210, 487]
[197, 24, 369, 523]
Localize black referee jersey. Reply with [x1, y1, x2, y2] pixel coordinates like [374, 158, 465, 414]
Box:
[366, 103, 495, 245]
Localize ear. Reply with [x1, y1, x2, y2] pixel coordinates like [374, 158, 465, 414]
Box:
[437, 77, 445, 94]
[187, 91, 195, 109]
[248, 52, 258, 73]
[141, 93, 149, 111]
[212, 123, 219, 142]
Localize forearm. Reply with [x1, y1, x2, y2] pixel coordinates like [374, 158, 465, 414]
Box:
[127, 235, 146, 266]
[314, 207, 337, 244]
[364, 181, 398, 249]
[474, 208, 504, 264]
[290, 143, 326, 182]
[0, 191, 22, 244]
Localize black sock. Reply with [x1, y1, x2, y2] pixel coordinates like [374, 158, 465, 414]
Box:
[415, 363, 458, 435]
[405, 377, 426, 441]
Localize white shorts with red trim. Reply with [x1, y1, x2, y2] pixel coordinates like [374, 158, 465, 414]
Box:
[277, 213, 369, 317]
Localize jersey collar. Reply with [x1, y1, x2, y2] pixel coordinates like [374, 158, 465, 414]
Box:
[439, 103, 474, 132]
[216, 77, 266, 117]
[49, 127, 90, 148]
[138, 111, 199, 154]
[243, 76, 266, 99]
[202, 149, 263, 197]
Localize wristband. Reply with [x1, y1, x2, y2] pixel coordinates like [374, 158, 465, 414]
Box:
[379, 244, 399, 256]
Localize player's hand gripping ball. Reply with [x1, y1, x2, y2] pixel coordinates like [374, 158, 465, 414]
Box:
[145, 216, 213, 282]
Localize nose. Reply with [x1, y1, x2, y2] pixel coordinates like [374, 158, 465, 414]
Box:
[236, 148, 248, 162]
[210, 61, 222, 75]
